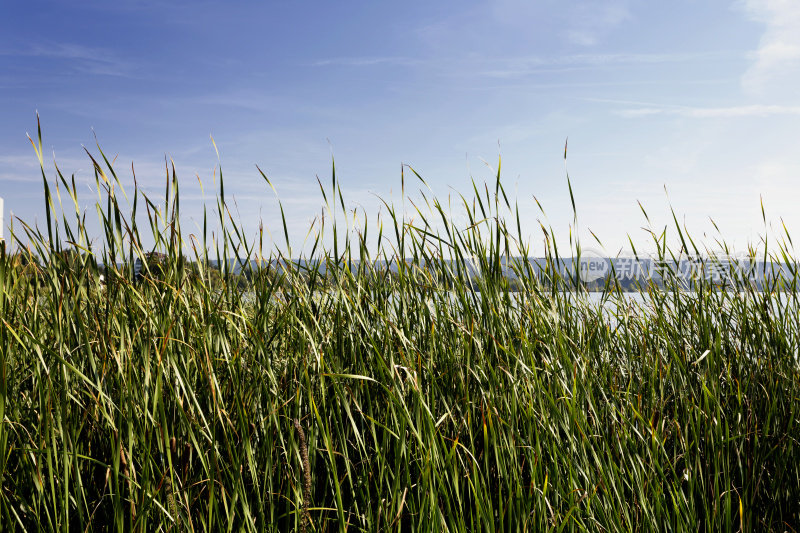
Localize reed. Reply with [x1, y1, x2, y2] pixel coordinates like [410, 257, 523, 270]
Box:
[0, 120, 798, 531]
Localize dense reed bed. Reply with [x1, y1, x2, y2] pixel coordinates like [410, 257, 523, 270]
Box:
[1, 125, 799, 531]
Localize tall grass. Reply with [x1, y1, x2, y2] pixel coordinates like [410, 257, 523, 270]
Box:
[1, 122, 799, 531]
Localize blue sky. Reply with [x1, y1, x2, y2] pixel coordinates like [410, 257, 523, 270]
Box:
[2, 0, 799, 256]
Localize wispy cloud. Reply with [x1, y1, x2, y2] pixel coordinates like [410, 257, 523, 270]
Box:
[741, 0, 800, 94]
[455, 78, 731, 93]
[490, 0, 631, 46]
[563, 2, 632, 46]
[313, 51, 717, 81]
[313, 57, 421, 67]
[31, 43, 116, 62]
[0, 42, 135, 77]
[619, 103, 800, 118]
[474, 52, 720, 78]
[566, 30, 601, 47]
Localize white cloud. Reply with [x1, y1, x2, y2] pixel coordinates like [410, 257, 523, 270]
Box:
[741, 0, 800, 94]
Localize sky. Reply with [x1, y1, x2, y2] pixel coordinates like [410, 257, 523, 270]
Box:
[2, 0, 800, 258]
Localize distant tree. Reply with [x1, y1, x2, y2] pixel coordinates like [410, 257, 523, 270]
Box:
[135, 251, 168, 282]
[4, 248, 44, 286]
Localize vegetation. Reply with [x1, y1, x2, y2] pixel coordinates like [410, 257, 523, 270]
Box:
[0, 123, 799, 531]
